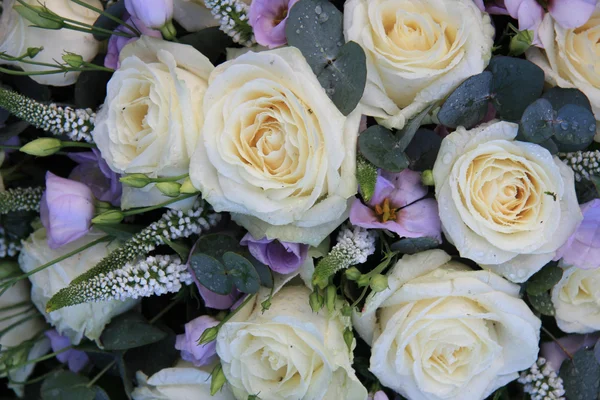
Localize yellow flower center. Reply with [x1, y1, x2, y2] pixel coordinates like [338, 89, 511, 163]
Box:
[375, 198, 398, 222]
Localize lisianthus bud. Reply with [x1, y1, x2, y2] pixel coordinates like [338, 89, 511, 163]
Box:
[342, 305, 353, 317]
[326, 285, 337, 313]
[198, 326, 219, 345]
[91, 210, 124, 225]
[26, 47, 43, 58]
[345, 267, 362, 281]
[180, 177, 199, 194]
[421, 169, 435, 186]
[13, 5, 64, 29]
[370, 274, 389, 292]
[62, 53, 84, 68]
[309, 290, 324, 312]
[94, 200, 112, 214]
[210, 364, 227, 396]
[357, 274, 371, 288]
[20, 138, 61, 157]
[156, 182, 181, 197]
[343, 327, 354, 351]
[510, 29, 534, 56]
[120, 174, 151, 188]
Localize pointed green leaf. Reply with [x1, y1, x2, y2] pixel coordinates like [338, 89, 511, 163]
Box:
[359, 125, 409, 172]
[438, 71, 492, 129]
[526, 262, 563, 296]
[100, 312, 167, 350]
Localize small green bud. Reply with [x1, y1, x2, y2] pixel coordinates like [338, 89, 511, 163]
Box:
[160, 21, 177, 40]
[198, 326, 219, 345]
[345, 267, 361, 281]
[309, 290, 324, 312]
[62, 53, 84, 68]
[156, 181, 181, 197]
[370, 274, 389, 293]
[0, 260, 20, 280]
[13, 5, 64, 29]
[120, 174, 152, 188]
[342, 305, 354, 317]
[248, 395, 259, 400]
[312, 273, 329, 290]
[421, 170, 434, 186]
[92, 210, 124, 225]
[180, 177, 199, 194]
[356, 274, 371, 288]
[26, 47, 43, 58]
[510, 29, 533, 56]
[325, 285, 337, 314]
[261, 297, 272, 313]
[20, 138, 61, 157]
[210, 364, 227, 396]
[343, 327, 354, 351]
[94, 200, 112, 214]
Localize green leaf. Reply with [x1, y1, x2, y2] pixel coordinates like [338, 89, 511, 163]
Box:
[189, 253, 232, 295]
[488, 56, 545, 121]
[194, 234, 241, 260]
[437, 71, 492, 129]
[248, 258, 274, 289]
[539, 138, 559, 155]
[518, 98, 555, 144]
[316, 41, 367, 115]
[93, 386, 110, 400]
[95, 224, 144, 241]
[397, 103, 437, 151]
[356, 156, 378, 202]
[92, 0, 126, 40]
[526, 262, 563, 296]
[100, 312, 167, 350]
[162, 237, 191, 262]
[560, 349, 600, 400]
[391, 237, 439, 254]
[124, 331, 179, 379]
[543, 87, 593, 112]
[179, 27, 234, 64]
[528, 291, 555, 316]
[222, 252, 261, 294]
[552, 104, 597, 152]
[405, 129, 442, 171]
[286, 0, 366, 115]
[359, 125, 409, 172]
[41, 371, 95, 400]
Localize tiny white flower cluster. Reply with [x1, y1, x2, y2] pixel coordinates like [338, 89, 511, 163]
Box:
[313, 225, 376, 287]
[518, 357, 566, 400]
[0, 227, 21, 258]
[204, 0, 256, 46]
[69, 255, 193, 303]
[559, 150, 600, 182]
[0, 87, 95, 143]
[0, 187, 44, 215]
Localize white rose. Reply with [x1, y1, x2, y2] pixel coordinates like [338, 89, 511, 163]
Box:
[93, 35, 213, 209]
[552, 264, 600, 333]
[353, 250, 541, 400]
[216, 285, 367, 400]
[0, 278, 51, 397]
[432, 121, 582, 282]
[0, 0, 102, 86]
[344, 0, 494, 130]
[527, 6, 600, 141]
[189, 47, 360, 246]
[18, 228, 138, 344]
[132, 359, 235, 400]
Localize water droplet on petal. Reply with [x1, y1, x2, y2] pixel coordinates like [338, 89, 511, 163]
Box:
[590, 124, 596, 132]
[318, 13, 329, 23]
[560, 121, 569, 130]
[315, 5, 322, 14]
[442, 153, 452, 164]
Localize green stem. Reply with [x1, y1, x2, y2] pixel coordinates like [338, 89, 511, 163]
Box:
[122, 193, 197, 217]
[0, 301, 30, 312]
[152, 174, 189, 183]
[0, 346, 73, 374]
[69, 0, 142, 36]
[61, 142, 96, 149]
[149, 298, 182, 324]
[0, 307, 35, 324]
[0, 66, 106, 76]
[81, 62, 114, 73]
[0, 236, 111, 295]
[61, 22, 135, 39]
[0, 314, 39, 339]
[0, 145, 22, 150]
[86, 360, 114, 388]
[8, 367, 62, 385]
[60, 17, 136, 38]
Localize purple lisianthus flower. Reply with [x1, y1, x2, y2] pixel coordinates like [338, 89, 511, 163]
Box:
[540, 333, 600, 372]
[350, 169, 442, 241]
[45, 329, 89, 373]
[249, 0, 300, 48]
[555, 199, 600, 269]
[240, 233, 308, 275]
[41, 172, 94, 249]
[104, 16, 161, 69]
[125, 0, 173, 29]
[175, 315, 219, 367]
[69, 149, 122, 206]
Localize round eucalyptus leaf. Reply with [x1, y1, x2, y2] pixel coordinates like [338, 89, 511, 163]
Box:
[92, 0, 126, 40]
[194, 234, 241, 260]
[488, 56, 544, 121]
[358, 125, 409, 172]
[223, 252, 261, 294]
[518, 98, 555, 143]
[553, 104, 597, 151]
[41, 371, 95, 400]
[542, 87, 593, 112]
[560, 349, 600, 400]
[437, 71, 492, 129]
[189, 253, 233, 295]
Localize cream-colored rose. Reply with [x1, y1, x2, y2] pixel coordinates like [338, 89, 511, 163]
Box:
[527, 5, 600, 141]
[432, 121, 582, 282]
[344, 0, 494, 130]
[132, 359, 235, 400]
[216, 285, 367, 400]
[93, 35, 213, 209]
[189, 47, 360, 246]
[18, 228, 137, 344]
[0, 0, 102, 86]
[552, 264, 600, 333]
[353, 250, 541, 400]
[0, 278, 50, 397]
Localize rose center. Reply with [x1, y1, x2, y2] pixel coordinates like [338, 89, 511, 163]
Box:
[374, 198, 398, 222]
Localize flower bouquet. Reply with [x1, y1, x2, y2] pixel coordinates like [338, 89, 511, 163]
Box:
[0, 0, 599, 399]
